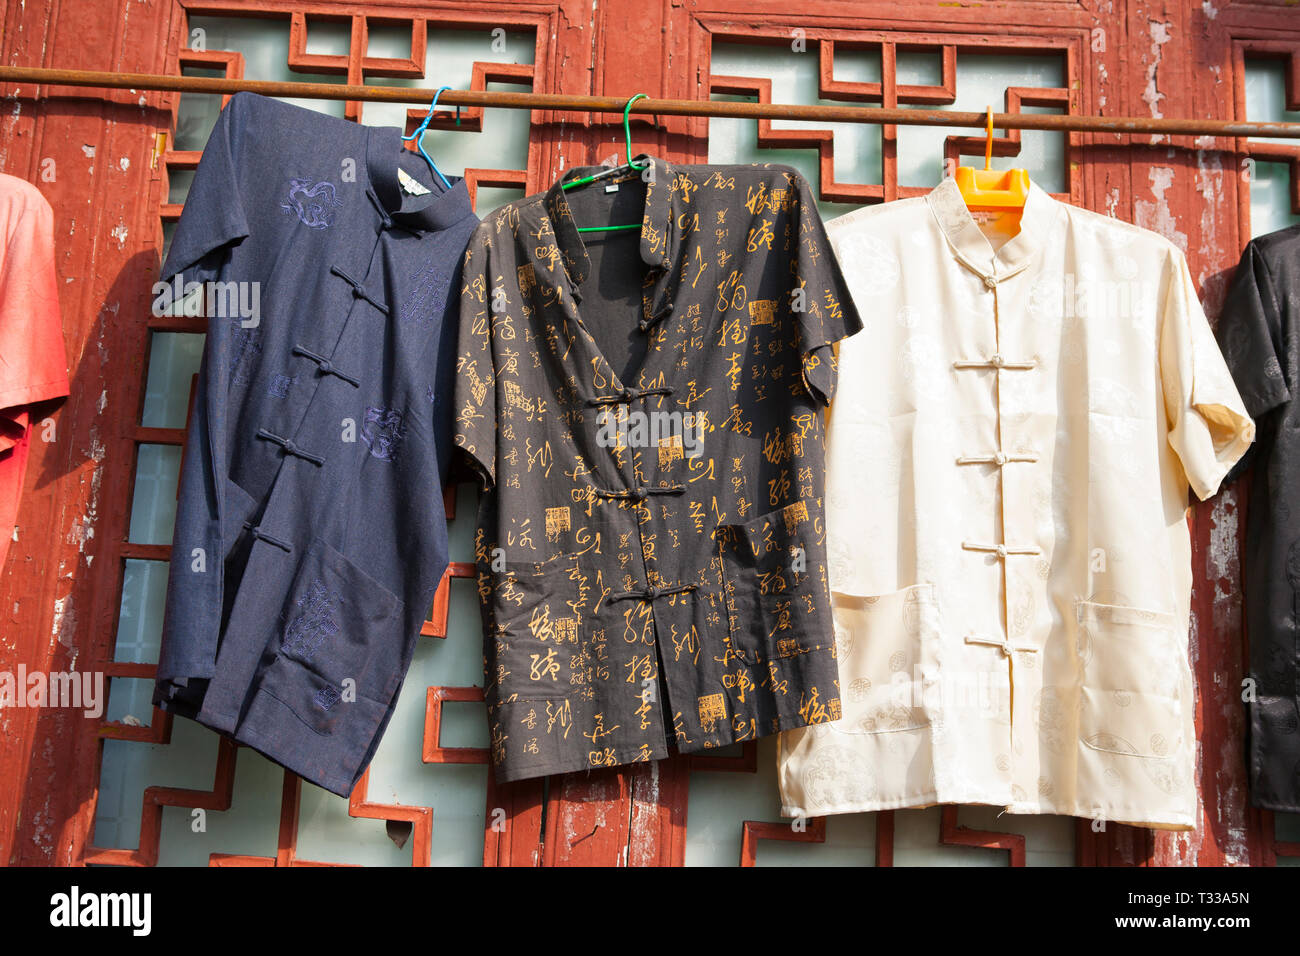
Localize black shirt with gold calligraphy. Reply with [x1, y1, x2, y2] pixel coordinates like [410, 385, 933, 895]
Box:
[454, 156, 861, 782]
[1216, 224, 1300, 812]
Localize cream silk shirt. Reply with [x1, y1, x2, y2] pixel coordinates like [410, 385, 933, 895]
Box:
[777, 177, 1255, 830]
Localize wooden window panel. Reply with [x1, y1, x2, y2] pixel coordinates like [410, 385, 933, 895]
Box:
[1233, 44, 1300, 868]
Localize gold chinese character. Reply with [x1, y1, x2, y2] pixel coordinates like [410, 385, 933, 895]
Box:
[545, 506, 571, 540]
[783, 500, 808, 534]
[658, 435, 684, 467]
[529, 647, 561, 681]
[517, 262, 537, 296]
[748, 298, 776, 326]
[698, 692, 727, 729]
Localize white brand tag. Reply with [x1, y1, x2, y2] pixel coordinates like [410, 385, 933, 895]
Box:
[398, 167, 433, 196]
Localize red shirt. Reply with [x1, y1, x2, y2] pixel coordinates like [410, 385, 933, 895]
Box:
[0, 173, 70, 570]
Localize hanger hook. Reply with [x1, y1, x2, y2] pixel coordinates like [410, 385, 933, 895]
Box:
[416, 86, 452, 137]
[428, 86, 461, 128]
[984, 105, 994, 171]
[624, 93, 649, 169]
[401, 85, 454, 192]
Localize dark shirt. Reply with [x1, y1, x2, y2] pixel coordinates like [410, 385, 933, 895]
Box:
[1216, 224, 1300, 812]
[153, 92, 478, 796]
[454, 156, 862, 782]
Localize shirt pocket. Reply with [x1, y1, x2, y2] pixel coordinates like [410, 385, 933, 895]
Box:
[259, 537, 405, 737]
[716, 503, 834, 677]
[829, 583, 938, 735]
[489, 554, 591, 703]
[1075, 599, 1187, 760]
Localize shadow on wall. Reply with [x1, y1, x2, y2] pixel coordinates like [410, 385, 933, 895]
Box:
[3, 88, 169, 862]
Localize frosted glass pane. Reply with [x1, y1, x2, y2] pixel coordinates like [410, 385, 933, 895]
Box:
[113, 559, 168, 665]
[350, 29, 534, 218]
[302, 16, 350, 57]
[141, 332, 204, 430]
[186, 16, 349, 116]
[104, 677, 155, 726]
[709, 42, 878, 220]
[92, 727, 280, 863]
[685, 739, 1072, 866]
[161, 221, 177, 265]
[181, 16, 534, 217]
[832, 46, 882, 85]
[898, 49, 943, 87]
[1244, 59, 1300, 239]
[365, 21, 414, 60]
[174, 68, 232, 153]
[686, 739, 880, 866]
[127, 445, 181, 546]
[897, 53, 1065, 192]
[165, 168, 194, 207]
[708, 41, 1067, 217]
[1249, 162, 1300, 239]
[1278, 812, 1300, 867]
[896, 806, 1073, 866]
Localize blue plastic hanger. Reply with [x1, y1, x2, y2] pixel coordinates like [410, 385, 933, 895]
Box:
[401, 86, 454, 191]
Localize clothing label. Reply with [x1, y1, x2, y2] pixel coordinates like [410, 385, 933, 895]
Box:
[604, 183, 620, 193]
[398, 167, 433, 196]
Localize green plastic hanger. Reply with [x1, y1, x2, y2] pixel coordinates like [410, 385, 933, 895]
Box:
[561, 93, 650, 233]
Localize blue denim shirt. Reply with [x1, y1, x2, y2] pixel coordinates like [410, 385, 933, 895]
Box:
[154, 92, 477, 795]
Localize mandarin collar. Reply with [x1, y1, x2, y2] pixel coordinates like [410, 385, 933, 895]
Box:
[925, 175, 1059, 281]
[543, 154, 675, 293]
[365, 125, 475, 233]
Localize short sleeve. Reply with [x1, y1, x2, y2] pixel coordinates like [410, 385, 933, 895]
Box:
[160, 92, 252, 281]
[424, 236, 472, 488]
[791, 174, 862, 406]
[1160, 245, 1256, 500]
[0, 175, 69, 422]
[452, 222, 497, 489]
[1216, 239, 1291, 420]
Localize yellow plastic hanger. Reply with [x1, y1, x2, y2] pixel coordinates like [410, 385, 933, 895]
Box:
[955, 106, 1030, 213]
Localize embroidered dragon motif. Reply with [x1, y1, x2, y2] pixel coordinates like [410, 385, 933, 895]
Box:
[361, 406, 407, 462]
[280, 178, 342, 229]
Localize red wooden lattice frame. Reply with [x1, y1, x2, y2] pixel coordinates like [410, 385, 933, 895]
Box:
[710, 31, 1083, 206]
